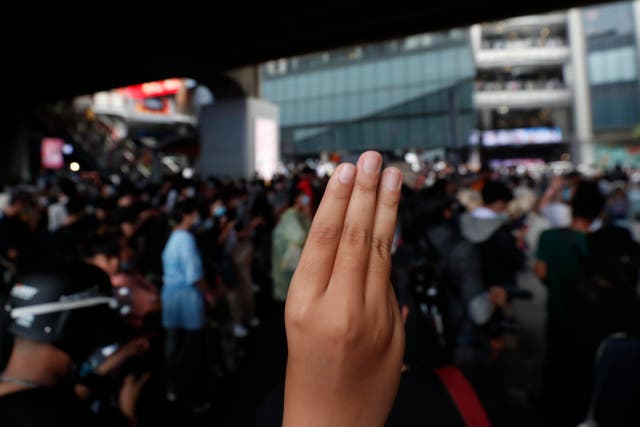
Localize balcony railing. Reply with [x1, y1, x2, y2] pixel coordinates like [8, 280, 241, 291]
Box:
[474, 88, 572, 109]
[476, 79, 566, 91]
[475, 46, 571, 68]
[481, 37, 567, 50]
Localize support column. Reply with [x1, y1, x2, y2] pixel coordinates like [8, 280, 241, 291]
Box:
[198, 98, 279, 179]
[568, 8, 595, 165]
[469, 24, 483, 65]
[0, 114, 31, 188]
[226, 66, 262, 99]
[632, 1, 640, 89]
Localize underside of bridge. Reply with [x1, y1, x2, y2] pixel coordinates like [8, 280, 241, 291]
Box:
[2, 0, 610, 103]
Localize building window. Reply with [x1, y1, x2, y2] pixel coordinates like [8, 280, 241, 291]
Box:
[587, 46, 637, 84]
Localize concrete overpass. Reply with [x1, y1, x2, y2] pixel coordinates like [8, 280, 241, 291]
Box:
[0, 0, 612, 183]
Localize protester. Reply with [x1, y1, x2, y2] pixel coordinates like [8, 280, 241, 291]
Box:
[535, 180, 606, 426]
[0, 264, 150, 427]
[271, 190, 311, 303]
[0, 152, 638, 426]
[161, 199, 213, 411]
[460, 180, 525, 309]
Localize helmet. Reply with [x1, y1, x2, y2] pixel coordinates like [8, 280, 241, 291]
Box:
[5, 263, 129, 362]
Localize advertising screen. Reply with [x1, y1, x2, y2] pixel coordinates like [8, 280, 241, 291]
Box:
[254, 118, 279, 181]
[41, 138, 65, 169]
[469, 127, 563, 146]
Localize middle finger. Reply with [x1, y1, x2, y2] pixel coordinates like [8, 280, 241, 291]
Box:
[330, 151, 382, 299]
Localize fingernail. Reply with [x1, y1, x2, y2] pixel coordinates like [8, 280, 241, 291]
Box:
[383, 169, 402, 191]
[338, 164, 355, 184]
[361, 152, 381, 175]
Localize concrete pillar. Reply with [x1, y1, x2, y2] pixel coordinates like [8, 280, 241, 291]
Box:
[470, 109, 493, 168]
[470, 25, 483, 65]
[0, 115, 31, 188]
[226, 66, 262, 98]
[632, 1, 640, 83]
[568, 8, 595, 166]
[198, 98, 279, 179]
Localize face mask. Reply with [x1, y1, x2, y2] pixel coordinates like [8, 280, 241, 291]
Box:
[300, 195, 310, 206]
[120, 261, 134, 272]
[562, 187, 572, 202]
[214, 206, 227, 217]
[192, 214, 202, 228]
[185, 187, 196, 198]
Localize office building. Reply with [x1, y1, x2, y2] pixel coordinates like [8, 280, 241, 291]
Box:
[262, 1, 640, 167]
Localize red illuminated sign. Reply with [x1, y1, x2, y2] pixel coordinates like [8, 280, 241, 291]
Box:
[120, 78, 182, 99]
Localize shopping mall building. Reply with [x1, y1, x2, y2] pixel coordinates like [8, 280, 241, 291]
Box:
[262, 0, 640, 168]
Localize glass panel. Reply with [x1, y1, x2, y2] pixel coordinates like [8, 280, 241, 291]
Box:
[583, 2, 635, 37]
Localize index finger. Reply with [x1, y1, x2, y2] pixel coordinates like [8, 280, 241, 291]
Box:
[292, 163, 356, 296]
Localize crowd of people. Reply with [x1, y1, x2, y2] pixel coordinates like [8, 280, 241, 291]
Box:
[0, 152, 639, 426]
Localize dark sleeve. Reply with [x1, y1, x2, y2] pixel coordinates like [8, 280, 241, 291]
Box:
[75, 405, 130, 427]
[496, 225, 526, 272]
[536, 230, 551, 262]
[391, 247, 414, 306]
[254, 381, 285, 427]
[0, 220, 8, 256]
[448, 240, 484, 304]
[482, 225, 525, 288]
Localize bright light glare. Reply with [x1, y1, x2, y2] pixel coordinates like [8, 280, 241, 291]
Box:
[182, 168, 194, 179]
[70, 162, 80, 172]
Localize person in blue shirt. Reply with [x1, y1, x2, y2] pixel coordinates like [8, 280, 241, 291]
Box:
[161, 199, 213, 413]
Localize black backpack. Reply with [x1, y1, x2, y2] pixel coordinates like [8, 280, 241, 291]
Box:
[559, 226, 640, 307]
[588, 226, 640, 291]
[393, 235, 450, 364]
[474, 222, 525, 290]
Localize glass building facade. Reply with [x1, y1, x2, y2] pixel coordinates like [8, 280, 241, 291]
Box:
[583, 1, 640, 131]
[262, 30, 475, 157]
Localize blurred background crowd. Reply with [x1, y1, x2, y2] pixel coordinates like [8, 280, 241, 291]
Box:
[0, 155, 639, 425]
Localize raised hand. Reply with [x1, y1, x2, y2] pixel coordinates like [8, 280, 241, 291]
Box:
[283, 151, 405, 427]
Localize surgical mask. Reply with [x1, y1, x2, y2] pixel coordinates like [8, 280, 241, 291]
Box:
[192, 214, 202, 228]
[120, 260, 134, 272]
[562, 187, 572, 202]
[214, 206, 227, 217]
[300, 195, 310, 206]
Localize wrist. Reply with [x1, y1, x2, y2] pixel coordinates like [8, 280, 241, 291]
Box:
[119, 399, 137, 424]
[283, 368, 390, 427]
